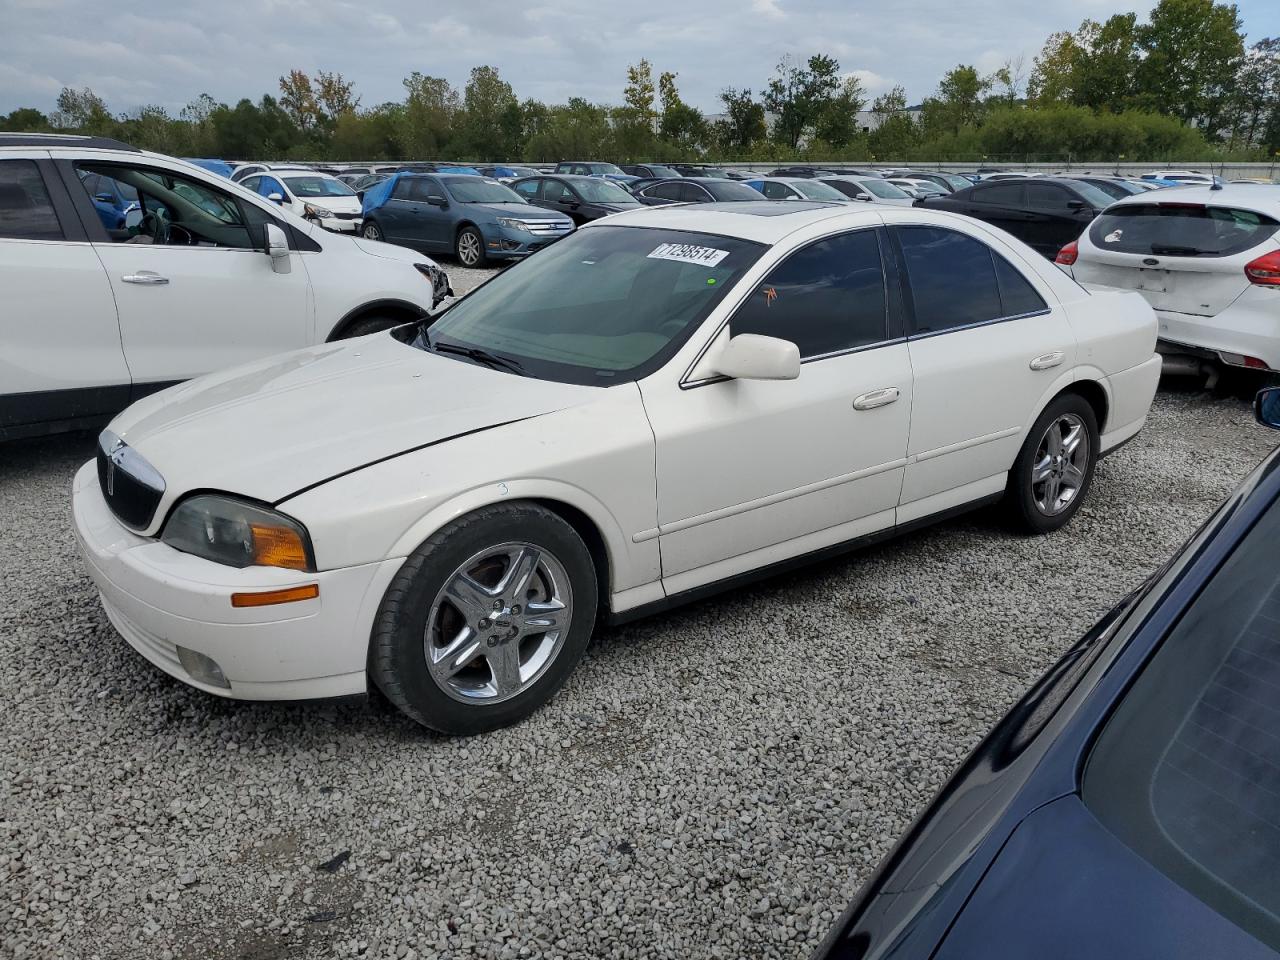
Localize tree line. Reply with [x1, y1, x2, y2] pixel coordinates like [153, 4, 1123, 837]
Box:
[3, 0, 1275, 163]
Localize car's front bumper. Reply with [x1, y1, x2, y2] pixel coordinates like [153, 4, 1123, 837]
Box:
[485, 225, 573, 260]
[71, 461, 401, 701]
[317, 215, 362, 233]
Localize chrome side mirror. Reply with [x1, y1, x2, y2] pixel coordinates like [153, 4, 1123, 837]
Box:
[264, 222, 291, 274]
[1255, 387, 1280, 429]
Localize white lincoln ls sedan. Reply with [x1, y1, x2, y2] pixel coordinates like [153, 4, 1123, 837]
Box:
[72, 201, 1161, 734]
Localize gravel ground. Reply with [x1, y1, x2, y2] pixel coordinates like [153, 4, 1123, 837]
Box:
[2, 267, 1278, 960]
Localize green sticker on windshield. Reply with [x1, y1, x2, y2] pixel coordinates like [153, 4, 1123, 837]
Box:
[707, 278, 716, 285]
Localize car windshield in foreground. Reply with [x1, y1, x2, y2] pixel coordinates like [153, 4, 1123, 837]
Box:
[405, 225, 765, 385]
[793, 180, 847, 201]
[1088, 203, 1279, 257]
[284, 176, 355, 198]
[1085, 495, 1280, 951]
[861, 179, 910, 199]
[575, 179, 637, 203]
[443, 178, 526, 204]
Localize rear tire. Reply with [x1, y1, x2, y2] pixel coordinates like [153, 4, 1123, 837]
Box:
[1006, 393, 1099, 534]
[369, 502, 597, 735]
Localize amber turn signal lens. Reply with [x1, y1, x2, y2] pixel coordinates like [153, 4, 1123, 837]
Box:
[230, 584, 320, 608]
[249, 522, 310, 571]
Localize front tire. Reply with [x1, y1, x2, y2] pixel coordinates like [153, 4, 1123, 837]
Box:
[455, 226, 487, 267]
[369, 503, 597, 735]
[362, 220, 383, 241]
[1006, 393, 1099, 534]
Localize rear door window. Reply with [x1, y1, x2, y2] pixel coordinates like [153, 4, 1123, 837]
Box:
[0, 160, 64, 241]
[1026, 183, 1074, 212]
[895, 226, 1004, 334]
[973, 182, 1026, 205]
[1089, 203, 1279, 257]
[1085, 497, 1280, 951]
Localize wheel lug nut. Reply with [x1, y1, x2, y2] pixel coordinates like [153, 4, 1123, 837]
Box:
[511, 604, 522, 615]
[492, 600, 503, 611]
[478, 618, 491, 630]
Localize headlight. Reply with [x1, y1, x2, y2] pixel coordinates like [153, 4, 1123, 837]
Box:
[303, 203, 334, 219]
[496, 217, 530, 232]
[161, 495, 314, 571]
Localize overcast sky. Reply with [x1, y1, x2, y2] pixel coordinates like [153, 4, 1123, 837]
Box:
[1, 0, 1275, 116]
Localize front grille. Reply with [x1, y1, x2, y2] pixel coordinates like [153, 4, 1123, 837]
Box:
[97, 431, 165, 530]
[524, 221, 574, 237]
[332, 212, 360, 220]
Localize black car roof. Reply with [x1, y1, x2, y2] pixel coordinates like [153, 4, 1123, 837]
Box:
[0, 132, 139, 151]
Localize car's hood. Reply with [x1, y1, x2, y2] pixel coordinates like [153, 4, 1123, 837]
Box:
[468, 202, 569, 221]
[109, 333, 602, 514]
[349, 235, 428, 263]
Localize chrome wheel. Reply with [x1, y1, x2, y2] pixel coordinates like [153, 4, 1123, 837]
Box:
[1031, 412, 1090, 516]
[362, 221, 382, 241]
[457, 229, 482, 266]
[424, 543, 572, 704]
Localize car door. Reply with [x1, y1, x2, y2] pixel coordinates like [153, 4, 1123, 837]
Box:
[640, 227, 913, 591]
[543, 179, 586, 223]
[890, 223, 1076, 523]
[0, 154, 130, 432]
[66, 157, 310, 389]
[965, 182, 1029, 238]
[376, 175, 417, 242]
[511, 178, 544, 210]
[416, 177, 457, 249]
[1024, 182, 1093, 257]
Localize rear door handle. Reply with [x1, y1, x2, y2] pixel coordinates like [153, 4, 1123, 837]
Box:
[853, 387, 900, 410]
[121, 271, 169, 285]
[1029, 351, 1065, 371]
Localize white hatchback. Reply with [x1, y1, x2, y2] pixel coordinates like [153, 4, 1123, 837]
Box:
[239, 171, 364, 233]
[72, 201, 1160, 734]
[1059, 185, 1280, 372]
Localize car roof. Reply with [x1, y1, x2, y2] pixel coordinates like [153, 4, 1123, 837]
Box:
[1104, 183, 1280, 212]
[580, 201, 861, 243]
[744, 176, 813, 184]
[0, 132, 140, 151]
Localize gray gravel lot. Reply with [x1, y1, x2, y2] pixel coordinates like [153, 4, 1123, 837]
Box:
[2, 263, 1278, 959]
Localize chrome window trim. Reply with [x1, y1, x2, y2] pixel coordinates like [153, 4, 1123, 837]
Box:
[906, 307, 1052, 341]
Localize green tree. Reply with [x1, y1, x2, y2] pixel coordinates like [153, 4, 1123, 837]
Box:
[920, 64, 991, 136]
[813, 74, 866, 148]
[1135, 0, 1245, 130]
[53, 86, 112, 133]
[1075, 14, 1141, 112]
[1, 107, 51, 132]
[315, 71, 360, 120]
[867, 86, 917, 159]
[657, 71, 707, 153]
[1028, 31, 1083, 105]
[456, 65, 518, 158]
[764, 54, 844, 149]
[401, 72, 459, 156]
[614, 59, 658, 158]
[714, 87, 766, 155]
[1225, 37, 1280, 149]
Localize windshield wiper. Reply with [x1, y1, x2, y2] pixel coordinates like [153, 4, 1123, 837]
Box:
[427, 335, 525, 375]
[1149, 244, 1211, 256]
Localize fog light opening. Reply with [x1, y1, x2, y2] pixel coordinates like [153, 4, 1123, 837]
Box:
[176, 646, 231, 689]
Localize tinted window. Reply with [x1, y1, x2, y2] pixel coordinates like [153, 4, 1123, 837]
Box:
[679, 183, 711, 203]
[647, 182, 684, 201]
[708, 181, 774, 202]
[896, 226, 1003, 334]
[993, 255, 1048, 316]
[974, 182, 1026, 205]
[1026, 182, 1073, 211]
[760, 181, 798, 200]
[0, 160, 63, 241]
[730, 230, 888, 358]
[1085, 498, 1280, 951]
[512, 180, 541, 200]
[1088, 204, 1279, 258]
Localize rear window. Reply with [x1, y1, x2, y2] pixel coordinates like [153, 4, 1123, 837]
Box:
[1084, 497, 1280, 951]
[1089, 204, 1279, 257]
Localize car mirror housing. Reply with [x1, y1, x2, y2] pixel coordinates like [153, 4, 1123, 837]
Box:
[267, 192, 284, 204]
[714, 334, 801, 381]
[264, 223, 291, 274]
[426, 196, 448, 207]
[1255, 387, 1280, 429]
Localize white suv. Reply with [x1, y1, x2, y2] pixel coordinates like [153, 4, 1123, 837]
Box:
[0, 134, 450, 441]
[1059, 185, 1280, 374]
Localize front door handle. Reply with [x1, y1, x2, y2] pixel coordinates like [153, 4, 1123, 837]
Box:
[1029, 351, 1065, 371]
[121, 271, 169, 285]
[853, 387, 900, 411]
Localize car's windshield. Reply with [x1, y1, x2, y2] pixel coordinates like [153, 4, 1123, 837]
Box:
[793, 180, 847, 201]
[1085, 494, 1280, 951]
[860, 178, 910, 199]
[941, 173, 971, 190]
[709, 181, 771, 201]
[409, 225, 765, 385]
[587, 163, 625, 175]
[284, 176, 355, 198]
[443, 178, 526, 204]
[647, 166, 681, 178]
[575, 179, 637, 203]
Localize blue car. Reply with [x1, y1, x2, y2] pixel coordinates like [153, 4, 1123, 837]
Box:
[76, 169, 140, 231]
[183, 158, 234, 178]
[360, 173, 575, 267]
[816, 387, 1280, 960]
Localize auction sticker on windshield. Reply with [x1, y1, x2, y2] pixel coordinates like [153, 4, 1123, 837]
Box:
[647, 243, 731, 267]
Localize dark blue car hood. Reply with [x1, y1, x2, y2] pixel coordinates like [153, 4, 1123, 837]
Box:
[935, 796, 1275, 959]
[465, 202, 567, 220]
